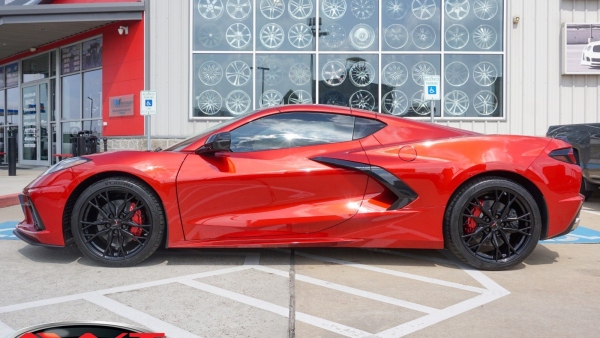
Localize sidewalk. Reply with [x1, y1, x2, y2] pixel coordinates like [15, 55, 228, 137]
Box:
[0, 166, 47, 208]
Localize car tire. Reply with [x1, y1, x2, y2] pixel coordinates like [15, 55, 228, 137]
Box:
[444, 177, 542, 270]
[580, 178, 596, 201]
[71, 177, 165, 267]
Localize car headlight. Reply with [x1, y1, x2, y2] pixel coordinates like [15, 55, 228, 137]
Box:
[42, 157, 91, 176]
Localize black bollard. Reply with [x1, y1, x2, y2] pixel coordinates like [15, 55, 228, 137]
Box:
[8, 129, 17, 176]
[103, 137, 108, 152]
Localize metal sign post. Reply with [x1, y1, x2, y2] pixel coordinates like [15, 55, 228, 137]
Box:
[423, 75, 440, 123]
[140, 91, 157, 150]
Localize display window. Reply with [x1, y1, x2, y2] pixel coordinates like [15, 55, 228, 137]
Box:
[191, 0, 505, 119]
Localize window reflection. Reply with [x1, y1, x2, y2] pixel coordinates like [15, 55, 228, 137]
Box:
[61, 74, 81, 120]
[83, 70, 102, 119]
[230, 112, 354, 152]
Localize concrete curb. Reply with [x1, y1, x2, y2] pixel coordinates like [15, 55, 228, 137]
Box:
[0, 193, 20, 209]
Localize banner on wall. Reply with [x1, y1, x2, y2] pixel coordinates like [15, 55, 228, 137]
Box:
[563, 23, 600, 74]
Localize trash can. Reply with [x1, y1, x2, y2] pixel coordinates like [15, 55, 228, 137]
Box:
[71, 131, 98, 157]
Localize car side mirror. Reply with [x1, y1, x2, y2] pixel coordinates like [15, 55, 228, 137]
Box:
[195, 132, 231, 155]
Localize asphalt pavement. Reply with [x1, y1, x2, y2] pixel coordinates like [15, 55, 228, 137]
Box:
[0, 169, 599, 337]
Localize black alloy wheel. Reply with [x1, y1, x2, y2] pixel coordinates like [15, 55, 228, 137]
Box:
[71, 177, 164, 266]
[444, 177, 542, 270]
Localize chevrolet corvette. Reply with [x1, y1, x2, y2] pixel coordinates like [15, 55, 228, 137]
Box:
[15, 105, 583, 270]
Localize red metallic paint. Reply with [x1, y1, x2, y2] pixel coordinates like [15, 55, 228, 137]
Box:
[177, 141, 369, 241]
[16, 105, 583, 254]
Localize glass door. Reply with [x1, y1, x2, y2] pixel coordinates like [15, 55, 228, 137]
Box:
[21, 81, 50, 166]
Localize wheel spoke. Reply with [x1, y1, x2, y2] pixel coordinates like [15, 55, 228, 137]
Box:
[116, 193, 135, 217]
[121, 229, 146, 242]
[500, 194, 518, 219]
[87, 200, 110, 220]
[102, 231, 115, 257]
[117, 231, 127, 257]
[478, 203, 494, 220]
[461, 225, 488, 238]
[501, 226, 532, 236]
[491, 232, 501, 262]
[462, 213, 486, 225]
[504, 213, 531, 222]
[498, 230, 519, 255]
[81, 219, 109, 231]
[469, 230, 492, 253]
[84, 228, 111, 243]
[491, 190, 502, 216]
[124, 204, 145, 220]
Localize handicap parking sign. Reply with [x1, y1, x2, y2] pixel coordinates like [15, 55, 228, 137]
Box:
[140, 91, 157, 115]
[423, 75, 440, 100]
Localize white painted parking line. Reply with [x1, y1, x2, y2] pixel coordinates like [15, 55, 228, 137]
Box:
[0, 250, 511, 337]
[581, 208, 600, 217]
[86, 295, 200, 338]
[291, 251, 488, 294]
[179, 279, 371, 338]
[0, 319, 14, 337]
[254, 265, 439, 314]
[0, 266, 252, 314]
[378, 291, 508, 337]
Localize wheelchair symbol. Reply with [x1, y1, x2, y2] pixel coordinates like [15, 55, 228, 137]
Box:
[145, 99, 153, 107]
[428, 86, 436, 95]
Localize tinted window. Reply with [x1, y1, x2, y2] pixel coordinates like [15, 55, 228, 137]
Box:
[594, 45, 600, 53]
[230, 113, 354, 152]
[353, 117, 386, 140]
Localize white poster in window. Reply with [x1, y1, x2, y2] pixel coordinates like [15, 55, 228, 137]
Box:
[563, 23, 600, 75]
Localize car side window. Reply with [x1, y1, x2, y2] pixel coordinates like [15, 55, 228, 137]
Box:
[353, 117, 386, 140]
[230, 112, 355, 152]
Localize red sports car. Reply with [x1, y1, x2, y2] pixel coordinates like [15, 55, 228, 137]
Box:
[15, 105, 583, 270]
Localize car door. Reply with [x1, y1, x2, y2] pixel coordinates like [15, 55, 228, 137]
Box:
[177, 112, 371, 241]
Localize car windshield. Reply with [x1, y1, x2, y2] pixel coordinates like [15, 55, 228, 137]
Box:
[165, 110, 260, 151]
[594, 45, 600, 52]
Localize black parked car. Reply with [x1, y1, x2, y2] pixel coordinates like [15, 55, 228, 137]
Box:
[547, 123, 600, 200]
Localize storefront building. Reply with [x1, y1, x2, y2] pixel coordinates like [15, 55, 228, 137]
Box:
[1, 0, 599, 166]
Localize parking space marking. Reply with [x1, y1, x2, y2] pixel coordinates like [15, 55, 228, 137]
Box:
[290, 251, 488, 294]
[0, 221, 18, 240]
[0, 250, 510, 337]
[541, 226, 600, 244]
[0, 320, 14, 337]
[180, 279, 371, 337]
[581, 208, 600, 217]
[378, 288, 509, 337]
[254, 265, 438, 314]
[0, 265, 250, 314]
[86, 295, 200, 338]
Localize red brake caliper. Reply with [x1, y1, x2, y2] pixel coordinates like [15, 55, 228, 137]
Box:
[129, 203, 143, 238]
[465, 200, 483, 234]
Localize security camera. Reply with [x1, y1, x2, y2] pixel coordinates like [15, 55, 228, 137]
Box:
[118, 26, 128, 35]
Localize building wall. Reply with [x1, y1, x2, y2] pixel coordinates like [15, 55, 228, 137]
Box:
[147, 0, 600, 140]
[147, 0, 223, 139]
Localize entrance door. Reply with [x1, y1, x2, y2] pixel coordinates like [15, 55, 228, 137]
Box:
[21, 82, 50, 166]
